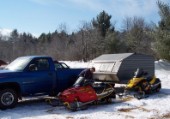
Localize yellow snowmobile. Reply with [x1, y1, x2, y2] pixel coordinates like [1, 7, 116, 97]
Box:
[124, 68, 161, 99]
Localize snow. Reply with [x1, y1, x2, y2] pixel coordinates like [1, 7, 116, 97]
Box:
[63, 61, 91, 68]
[0, 60, 170, 119]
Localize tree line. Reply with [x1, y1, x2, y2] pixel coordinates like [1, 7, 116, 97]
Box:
[0, 1, 170, 62]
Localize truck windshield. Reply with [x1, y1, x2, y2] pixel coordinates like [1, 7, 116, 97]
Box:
[5, 57, 32, 71]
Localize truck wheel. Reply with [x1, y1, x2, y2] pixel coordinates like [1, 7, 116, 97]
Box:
[0, 89, 18, 109]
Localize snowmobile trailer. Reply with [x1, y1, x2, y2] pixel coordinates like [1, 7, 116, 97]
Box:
[92, 53, 155, 84]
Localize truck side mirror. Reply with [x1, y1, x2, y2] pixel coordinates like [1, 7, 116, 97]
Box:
[29, 64, 37, 71]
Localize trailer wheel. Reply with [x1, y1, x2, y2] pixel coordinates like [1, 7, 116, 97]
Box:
[0, 89, 18, 109]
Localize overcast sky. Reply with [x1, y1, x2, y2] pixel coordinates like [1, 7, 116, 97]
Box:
[0, 0, 170, 37]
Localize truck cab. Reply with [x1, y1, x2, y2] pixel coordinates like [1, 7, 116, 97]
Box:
[0, 56, 84, 109]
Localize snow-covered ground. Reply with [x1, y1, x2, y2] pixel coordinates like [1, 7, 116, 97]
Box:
[0, 60, 170, 119]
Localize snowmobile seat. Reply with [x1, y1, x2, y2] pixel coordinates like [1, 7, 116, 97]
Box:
[92, 82, 106, 88]
[146, 76, 153, 82]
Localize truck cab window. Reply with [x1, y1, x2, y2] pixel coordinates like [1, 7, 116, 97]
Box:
[60, 62, 69, 68]
[29, 59, 50, 71]
[55, 63, 63, 69]
[54, 61, 70, 70]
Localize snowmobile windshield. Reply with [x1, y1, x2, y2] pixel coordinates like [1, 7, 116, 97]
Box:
[134, 68, 145, 78]
[73, 77, 85, 87]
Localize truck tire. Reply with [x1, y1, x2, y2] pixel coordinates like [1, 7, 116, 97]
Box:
[0, 89, 18, 109]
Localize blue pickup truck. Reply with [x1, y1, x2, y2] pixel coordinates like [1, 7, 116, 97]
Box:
[0, 56, 84, 109]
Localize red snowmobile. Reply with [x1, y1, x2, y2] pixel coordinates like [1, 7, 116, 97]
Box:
[58, 77, 116, 111]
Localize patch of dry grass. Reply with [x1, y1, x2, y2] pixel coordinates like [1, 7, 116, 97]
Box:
[66, 116, 74, 119]
[118, 106, 150, 113]
[118, 107, 138, 112]
[162, 112, 170, 118]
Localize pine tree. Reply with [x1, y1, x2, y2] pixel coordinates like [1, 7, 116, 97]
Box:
[154, 1, 170, 60]
[92, 10, 112, 37]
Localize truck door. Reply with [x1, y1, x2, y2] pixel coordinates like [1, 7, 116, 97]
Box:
[22, 58, 54, 95]
[54, 62, 78, 92]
